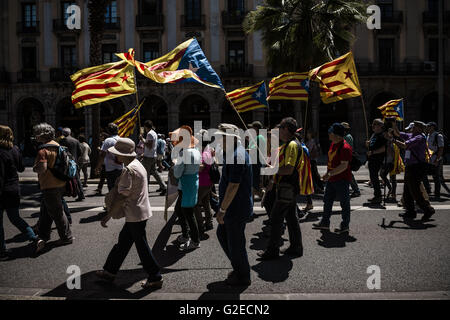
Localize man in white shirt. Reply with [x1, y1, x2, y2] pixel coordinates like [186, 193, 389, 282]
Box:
[424, 122, 446, 199]
[140, 120, 166, 195]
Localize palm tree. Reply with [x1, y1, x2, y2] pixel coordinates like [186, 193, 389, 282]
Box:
[87, 0, 111, 176]
[243, 0, 368, 74]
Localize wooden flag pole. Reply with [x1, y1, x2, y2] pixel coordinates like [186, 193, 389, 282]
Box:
[360, 95, 369, 140]
[133, 68, 141, 130]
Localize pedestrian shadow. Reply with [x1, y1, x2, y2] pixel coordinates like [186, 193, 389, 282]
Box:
[316, 230, 357, 248]
[5, 233, 29, 244]
[380, 219, 437, 230]
[79, 213, 105, 224]
[42, 268, 183, 300]
[198, 280, 249, 300]
[249, 232, 268, 251]
[4, 240, 72, 260]
[251, 256, 293, 283]
[362, 203, 386, 209]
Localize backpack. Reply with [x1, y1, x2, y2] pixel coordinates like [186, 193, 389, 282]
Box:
[39, 144, 77, 181]
[337, 142, 362, 172]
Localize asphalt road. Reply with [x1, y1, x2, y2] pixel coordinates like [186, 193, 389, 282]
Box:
[1, 170, 450, 300]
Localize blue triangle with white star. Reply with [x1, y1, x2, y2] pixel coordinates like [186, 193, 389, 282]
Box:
[251, 82, 268, 106]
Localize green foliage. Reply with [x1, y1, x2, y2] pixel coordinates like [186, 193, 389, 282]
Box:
[243, 0, 369, 74]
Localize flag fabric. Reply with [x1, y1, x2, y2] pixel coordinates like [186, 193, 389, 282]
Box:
[309, 52, 362, 104]
[113, 100, 144, 137]
[121, 38, 224, 89]
[226, 81, 268, 113]
[267, 72, 309, 101]
[70, 55, 136, 109]
[378, 99, 404, 121]
[298, 143, 314, 196]
[390, 143, 405, 176]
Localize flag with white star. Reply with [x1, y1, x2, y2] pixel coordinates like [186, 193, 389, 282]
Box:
[378, 99, 404, 121]
[226, 81, 268, 113]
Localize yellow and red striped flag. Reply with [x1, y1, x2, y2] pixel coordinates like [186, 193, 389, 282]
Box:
[114, 100, 144, 138]
[70, 52, 136, 109]
[378, 99, 404, 121]
[226, 81, 268, 113]
[267, 72, 309, 101]
[309, 52, 361, 104]
[298, 147, 314, 196]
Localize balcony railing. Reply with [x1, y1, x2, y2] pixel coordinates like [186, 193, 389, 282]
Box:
[222, 11, 247, 27]
[381, 11, 403, 23]
[423, 11, 450, 24]
[104, 17, 121, 31]
[180, 15, 206, 29]
[356, 62, 450, 76]
[16, 21, 40, 34]
[50, 67, 79, 82]
[53, 19, 81, 33]
[17, 70, 40, 83]
[136, 14, 164, 29]
[220, 64, 253, 77]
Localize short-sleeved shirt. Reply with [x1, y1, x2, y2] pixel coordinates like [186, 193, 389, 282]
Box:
[101, 135, 123, 172]
[144, 130, 158, 158]
[274, 140, 300, 187]
[327, 140, 352, 182]
[156, 138, 166, 155]
[400, 132, 428, 166]
[219, 145, 253, 220]
[368, 132, 387, 161]
[427, 131, 445, 162]
[34, 141, 66, 190]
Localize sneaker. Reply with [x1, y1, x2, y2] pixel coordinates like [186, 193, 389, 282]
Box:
[334, 227, 349, 234]
[421, 210, 435, 222]
[95, 270, 115, 282]
[368, 196, 382, 204]
[312, 222, 330, 230]
[302, 203, 314, 212]
[141, 278, 163, 289]
[35, 239, 46, 254]
[257, 250, 279, 261]
[179, 240, 200, 251]
[351, 191, 361, 198]
[176, 235, 190, 244]
[280, 246, 303, 257]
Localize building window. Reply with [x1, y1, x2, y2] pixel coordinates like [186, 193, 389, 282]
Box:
[61, 46, 77, 68]
[143, 43, 159, 61]
[140, 0, 162, 14]
[227, 40, 245, 71]
[228, 0, 245, 13]
[378, 38, 394, 71]
[22, 47, 37, 70]
[22, 3, 37, 27]
[62, 1, 76, 20]
[102, 44, 118, 63]
[428, 0, 439, 14]
[185, 0, 201, 22]
[105, 0, 118, 23]
[376, 0, 393, 18]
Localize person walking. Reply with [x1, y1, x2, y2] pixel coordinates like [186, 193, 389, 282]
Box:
[96, 137, 163, 289]
[32, 123, 73, 249]
[366, 119, 387, 204]
[78, 134, 91, 188]
[156, 134, 166, 172]
[171, 125, 202, 251]
[424, 122, 446, 200]
[342, 122, 361, 197]
[60, 127, 84, 201]
[392, 121, 435, 221]
[313, 123, 352, 234]
[258, 117, 304, 260]
[140, 120, 166, 195]
[0, 125, 44, 260]
[248, 121, 267, 200]
[215, 123, 253, 286]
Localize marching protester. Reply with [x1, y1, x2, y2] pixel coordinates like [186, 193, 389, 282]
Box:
[140, 120, 167, 195]
[215, 123, 253, 286]
[78, 134, 91, 188]
[365, 119, 387, 204]
[342, 122, 361, 198]
[381, 127, 404, 202]
[258, 117, 303, 260]
[0, 125, 44, 260]
[97, 137, 163, 289]
[156, 134, 166, 172]
[392, 121, 435, 221]
[313, 123, 352, 234]
[172, 125, 202, 251]
[60, 128, 84, 201]
[248, 121, 267, 201]
[424, 122, 446, 200]
[32, 123, 73, 249]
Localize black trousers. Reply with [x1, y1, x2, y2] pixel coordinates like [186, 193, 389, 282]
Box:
[310, 160, 324, 190]
[103, 220, 161, 280]
[403, 164, 435, 215]
[368, 158, 383, 197]
[174, 190, 200, 243]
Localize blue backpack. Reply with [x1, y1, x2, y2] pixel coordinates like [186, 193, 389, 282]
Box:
[38, 144, 77, 181]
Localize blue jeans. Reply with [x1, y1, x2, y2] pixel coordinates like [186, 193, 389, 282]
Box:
[321, 180, 351, 229]
[0, 207, 37, 252]
[216, 217, 250, 280]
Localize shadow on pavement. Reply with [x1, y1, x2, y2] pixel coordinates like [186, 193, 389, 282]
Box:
[316, 230, 357, 248]
[252, 256, 294, 283]
[381, 219, 437, 230]
[198, 280, 249, 300]
[4, 240, 72, 260]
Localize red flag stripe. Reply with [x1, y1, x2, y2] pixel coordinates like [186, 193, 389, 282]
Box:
[148, 47, 188, 71]
[236, 102, 265, 113]
[227, 84, 261, 98]
[269, 92, 308, 98]
[74, 72, 122, 87]
[72, 82, 122, 96]
[72, 62, 127, 85]
[231, 97, 255, 107]
[270, 80, 306, 92]
[317, 56, 347, 72]
[331, 88, 355, 96]
[320, 70, 340, 80]
[72, 90, 132, 105]
[323, 80, 343, 88]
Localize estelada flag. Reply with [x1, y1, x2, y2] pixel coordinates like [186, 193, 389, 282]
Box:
[226, 81, 268, 113]
[70, 50, 136, 109]
[267, 72, 309, 101]
[113, 99, 144, 138]
[309, 52, 362, 104]
[378, 99, 404, 121]
[121, 38, 224, 89]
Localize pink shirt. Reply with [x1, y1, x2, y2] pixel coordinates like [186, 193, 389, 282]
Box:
[199, 147, 213, 187]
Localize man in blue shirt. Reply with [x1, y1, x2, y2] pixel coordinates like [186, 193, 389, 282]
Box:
[215, 123, 253, 286]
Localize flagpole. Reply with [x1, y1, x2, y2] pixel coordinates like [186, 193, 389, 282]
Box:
[133, 68, 141, 131]
[360, 95, 369, 140]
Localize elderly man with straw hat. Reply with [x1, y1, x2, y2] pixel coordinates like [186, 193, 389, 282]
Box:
[96, 137, 163, 289]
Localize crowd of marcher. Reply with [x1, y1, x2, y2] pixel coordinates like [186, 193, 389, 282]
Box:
[0, 116, 448, 288]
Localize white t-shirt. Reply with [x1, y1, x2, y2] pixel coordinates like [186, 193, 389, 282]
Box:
[427, 131, 445, 162]
[101, 135, 124, 172]
[143, 129, 158, 158]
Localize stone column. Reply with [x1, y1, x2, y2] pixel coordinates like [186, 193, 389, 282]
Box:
[167, 95, 179, 131]
[210, 102, 221, 129]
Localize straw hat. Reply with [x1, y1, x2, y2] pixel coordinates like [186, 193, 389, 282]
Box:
[214, 123, 241, 139]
